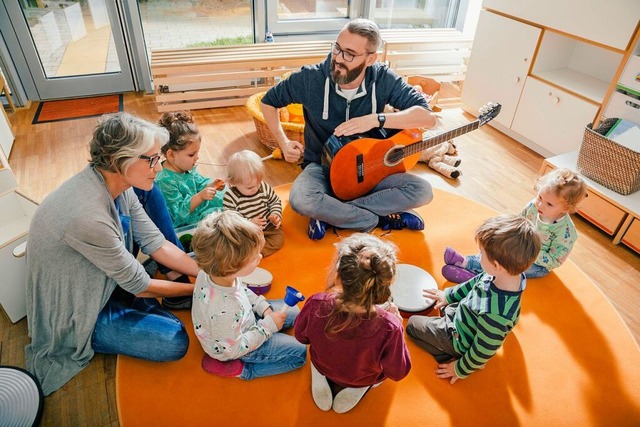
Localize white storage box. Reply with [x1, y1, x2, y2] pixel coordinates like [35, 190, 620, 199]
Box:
[618, 55, 640, 94]
[606, 91, 640, 123]
[0, 157, 37, 323]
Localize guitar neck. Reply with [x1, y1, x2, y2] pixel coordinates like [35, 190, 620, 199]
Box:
[404, 120, 480, 156]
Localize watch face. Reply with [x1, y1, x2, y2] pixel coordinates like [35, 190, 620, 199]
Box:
[378, 114, 386, 127]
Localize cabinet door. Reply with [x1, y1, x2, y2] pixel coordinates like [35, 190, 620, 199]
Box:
[483, 0, 640, 50]
[511, 78, 599, 156]
[461, 10, 540, 128]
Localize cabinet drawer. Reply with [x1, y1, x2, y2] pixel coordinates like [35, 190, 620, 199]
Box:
[576, 190, 627, 235]
[621, 217, 640, 254]
[605, 91, 640, 123]
[511, 78, 599, 155]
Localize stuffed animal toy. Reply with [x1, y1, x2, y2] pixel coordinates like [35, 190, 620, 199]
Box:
[419, 141, 461, 179]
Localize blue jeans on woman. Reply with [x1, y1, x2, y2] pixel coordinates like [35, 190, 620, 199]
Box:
[238, 299, 307, 380]
[289, 162, 433, 231]
[91, 292, 189, 361]
[466, 254, 550, 279]
[133, 184, 184, 274]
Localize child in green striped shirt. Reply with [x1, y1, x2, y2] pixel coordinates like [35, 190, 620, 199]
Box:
[406, 214, 541, 383]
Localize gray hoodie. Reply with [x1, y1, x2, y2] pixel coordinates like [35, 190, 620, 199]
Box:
[261, 54, 430, 167]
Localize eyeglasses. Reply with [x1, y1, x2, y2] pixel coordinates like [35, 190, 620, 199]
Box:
[331, 42, 373, 63]
[138, 154, 162, 168]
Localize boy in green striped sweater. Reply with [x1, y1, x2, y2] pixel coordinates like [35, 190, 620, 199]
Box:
[406, 214, 541, 383]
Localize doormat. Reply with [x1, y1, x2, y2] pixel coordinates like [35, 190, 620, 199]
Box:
[32, 94, 123, 124]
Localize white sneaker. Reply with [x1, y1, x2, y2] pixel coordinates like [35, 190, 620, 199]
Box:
[310, 364, 332, 411]
[332, 386, 371, 413]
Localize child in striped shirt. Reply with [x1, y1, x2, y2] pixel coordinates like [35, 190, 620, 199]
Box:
[223, 150, 284, 257]
[406, 214, 541, 383]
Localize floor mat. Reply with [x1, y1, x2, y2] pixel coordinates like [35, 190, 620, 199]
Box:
[116, 186, 640, 426]
[32, 94, 123, 124]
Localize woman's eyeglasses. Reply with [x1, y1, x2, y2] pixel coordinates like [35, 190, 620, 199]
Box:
[138, 154, 161, 168]
[331, 42, 373, 63]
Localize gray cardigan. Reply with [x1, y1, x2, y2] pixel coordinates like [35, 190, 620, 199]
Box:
[25, 165, 165, 395]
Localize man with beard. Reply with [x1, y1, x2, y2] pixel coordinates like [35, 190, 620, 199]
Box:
[260, 19, 437, 240]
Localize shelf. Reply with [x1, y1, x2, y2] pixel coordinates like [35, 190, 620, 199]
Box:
[531, 69, 608, 104]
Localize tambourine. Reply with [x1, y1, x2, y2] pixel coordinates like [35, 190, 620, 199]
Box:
[240, 267, 273, 295]
[390, 264, 438, 314]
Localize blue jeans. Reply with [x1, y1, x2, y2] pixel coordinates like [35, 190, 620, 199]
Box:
[134, 185, 184, 274]
[239, 299, 307, 380]
[91, 293, 189, 361]
[289, 163, 433, 231]
[466, 254, 549, 279]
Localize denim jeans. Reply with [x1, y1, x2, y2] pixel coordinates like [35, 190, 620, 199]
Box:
[238, 299, 307, 380]
[289, 163, 433, 231]
[91, 293, 189, 361]
[134, 184, 184, 274]
[466, 254, 549, 279]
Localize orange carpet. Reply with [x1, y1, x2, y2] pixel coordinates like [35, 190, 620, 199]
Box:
[32, 94, 122, 124]
[116, 186, 640, 426]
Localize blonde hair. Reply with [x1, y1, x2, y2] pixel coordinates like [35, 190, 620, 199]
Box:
[227, 150, 264, 185]
[475, 214, 541, 275]
[324, 233, 398, 335]
[158, 110, 201, 155]
[192, 210, 265, 277]
[536, 168, 587, 213]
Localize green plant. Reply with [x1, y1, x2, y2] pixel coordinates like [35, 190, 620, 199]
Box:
[188, 35, 253, 47]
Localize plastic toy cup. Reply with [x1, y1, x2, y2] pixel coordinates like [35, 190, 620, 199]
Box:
[286, 104, 304, 123]
[280, 286, 305, 312]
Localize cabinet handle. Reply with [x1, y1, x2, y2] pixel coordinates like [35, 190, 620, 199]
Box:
[515, 76, 521, 83]
[625, 100, 640, 109]
[548, 92, 560, 104]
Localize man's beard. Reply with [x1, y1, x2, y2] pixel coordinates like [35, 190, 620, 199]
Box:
[331, 60, 365, 85]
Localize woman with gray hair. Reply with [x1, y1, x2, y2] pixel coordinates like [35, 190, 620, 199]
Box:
[25, 112, 200, 396]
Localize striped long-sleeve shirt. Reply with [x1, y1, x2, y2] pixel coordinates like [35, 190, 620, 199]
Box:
[445, 273, 526, 378]
[223, 181, 282, 225]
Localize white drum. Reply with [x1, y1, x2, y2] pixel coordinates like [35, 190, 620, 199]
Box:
[390, 264, 438, 312]
[240, 267, 273, 295]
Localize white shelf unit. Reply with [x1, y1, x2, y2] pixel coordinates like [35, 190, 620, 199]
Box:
[461, 4, 640, 158]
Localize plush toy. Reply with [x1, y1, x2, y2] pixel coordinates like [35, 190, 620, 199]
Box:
[419, 141, 461, 179]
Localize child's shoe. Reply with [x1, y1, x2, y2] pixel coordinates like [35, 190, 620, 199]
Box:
[201, 354, 244, 377]
[308, 218, 327, 240]
[442, 265, 476, 283]
[378, 210, 424, 231]
[310, 364, 332, 411]
[443, 247, 465, 266]
[332, 385, 371, 413]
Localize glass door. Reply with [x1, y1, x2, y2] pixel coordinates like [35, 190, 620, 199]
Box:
[3, 0, 134, 100]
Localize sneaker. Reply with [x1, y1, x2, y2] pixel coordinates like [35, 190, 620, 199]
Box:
[441, 265, 476, 284]
[378, 210, 424, 231]
[332, 386, 371, 413]
[201, 354, 244, 377]
[161, 275, 193, 309]
[443, 247, 465, 266]
[310, 364, 333, 411]
[308, 218, 327, 240]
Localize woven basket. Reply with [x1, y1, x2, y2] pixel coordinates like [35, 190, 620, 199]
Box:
[245, 92, 305, 150]
[577, 118, 640, 195]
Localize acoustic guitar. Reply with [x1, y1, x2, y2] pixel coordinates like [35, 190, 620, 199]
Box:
[321, 103, 501, 201]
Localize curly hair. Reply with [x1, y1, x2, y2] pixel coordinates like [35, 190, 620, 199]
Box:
[89, 112, 169, 174]
[158, 110, 201, 155]
[535, 168, 587, 213]
[324, 233, 398, 335]
[192, 210, 265, 278]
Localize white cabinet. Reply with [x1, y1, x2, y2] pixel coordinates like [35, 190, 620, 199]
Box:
[461, 10, 540, 128]
[511, 78, 599, 155]
[0, 107, 13, 156]
[0, 148, 37, 323]
[462, 7, 637, 157]
[482, 0, 640, 50]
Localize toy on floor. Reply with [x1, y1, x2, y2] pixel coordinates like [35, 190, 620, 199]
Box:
[419, 141, 462, 179]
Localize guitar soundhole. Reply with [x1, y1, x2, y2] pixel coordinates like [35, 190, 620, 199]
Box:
[384, 146, 405, 166]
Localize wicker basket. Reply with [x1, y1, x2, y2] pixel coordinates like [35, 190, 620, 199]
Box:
[245, 92, 305, 150]
[577, 118, 640, 195]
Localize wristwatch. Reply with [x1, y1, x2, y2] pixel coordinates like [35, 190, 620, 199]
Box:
[377, 113, 386, 129]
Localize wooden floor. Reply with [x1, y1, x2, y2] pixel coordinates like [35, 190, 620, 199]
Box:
[2, 88, 639, 426]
